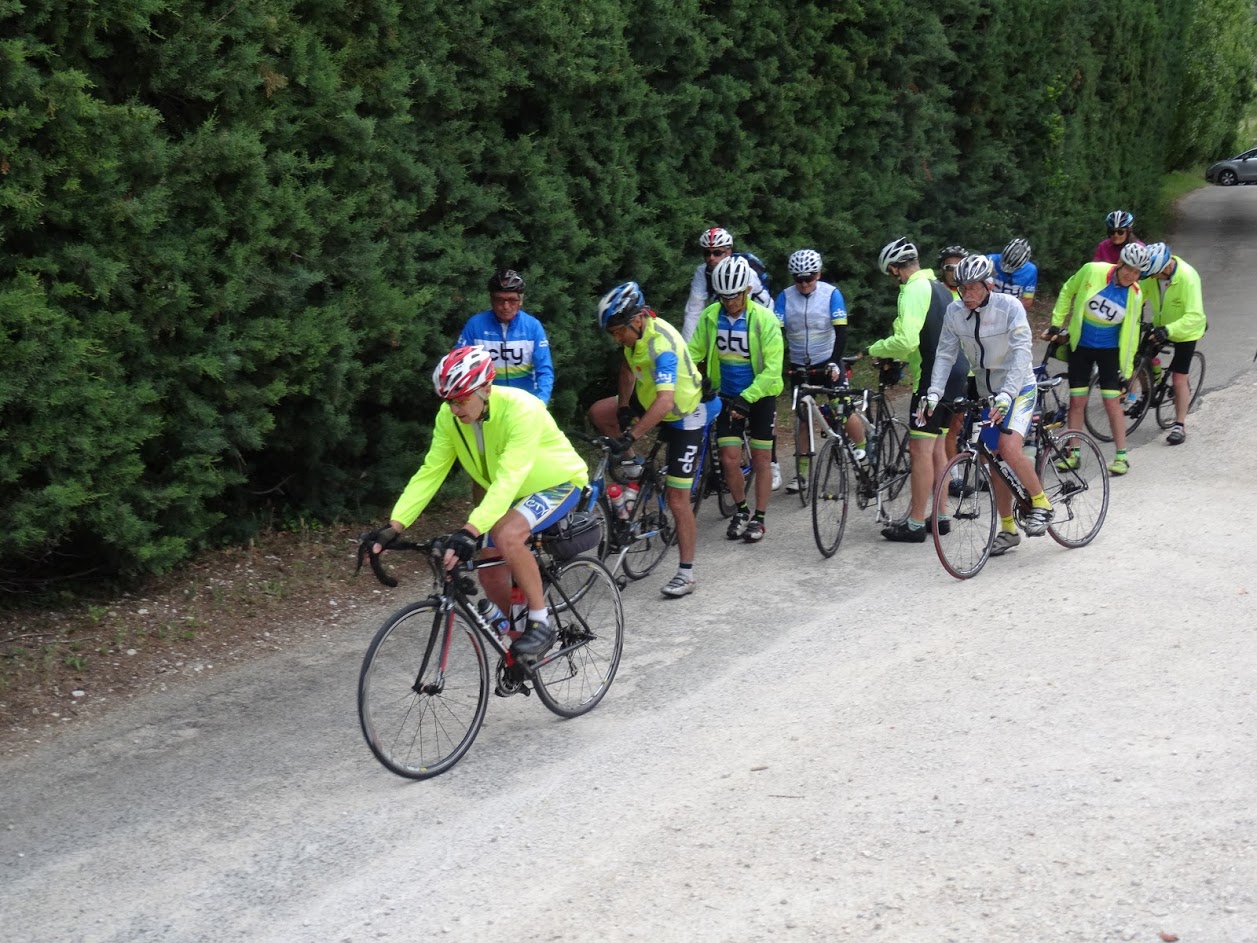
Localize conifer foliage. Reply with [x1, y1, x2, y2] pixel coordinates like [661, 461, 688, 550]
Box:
[1, 0, 1252, 587]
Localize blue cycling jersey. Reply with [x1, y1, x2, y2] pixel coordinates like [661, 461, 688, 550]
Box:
[456, 310, 555, 404]
[988, 254, 1038, 302]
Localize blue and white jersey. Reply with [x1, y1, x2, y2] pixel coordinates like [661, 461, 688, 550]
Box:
[714, 310, 755, 396]
[455, 310, 555, 404]
[988, 254, 1038, 303]
[774, 281, 846, 366]
[1078, 278, 1130, 349]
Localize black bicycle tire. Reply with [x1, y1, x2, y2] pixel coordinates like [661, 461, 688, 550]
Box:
[878, 417, 912, 525]
[810, 438, 849, 558]
[1036, 430, 1109, 549]
[358, 601, 490, 780]
[931, 453, 996, 580]
[1154, 350, 1206, 429]
[619, 468, 675, 580]
[1086, 363, 1151, 441]
[715, 433, 754, 518]
[532, 558, 625, 718]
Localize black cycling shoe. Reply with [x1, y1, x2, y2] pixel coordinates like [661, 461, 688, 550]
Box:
[881, 520, 927, 543]
[926, 517, 951, 536]
[511, 619, 556, 660]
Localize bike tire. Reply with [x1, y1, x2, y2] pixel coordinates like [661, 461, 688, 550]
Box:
[810, 437, 849, 558]
[1085, 363, 1151, 442]
[878, 417, 912, 526]
[1154, 350, 1205, 429]
[590, 493, 613, 563]
[533, 558, 625, 718]
[358, 601, 489, 780]
[1035, 430, 1109, 548]
[620, 467, 675, 580]
[931, 453, 996, 580]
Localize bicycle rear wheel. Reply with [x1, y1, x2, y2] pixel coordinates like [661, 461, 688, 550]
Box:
[931, 453, 996, 580]
[1154, 351, 1205, 429]
[810, 438, 849, 558]
[534, 558, 624, 718]
[1085, 363, 1151, 442]
[1035, 430, 1109, 548]
[620, 469, 675, 579]
[878, 417, 912, 525]
[358, 601, 489, 780]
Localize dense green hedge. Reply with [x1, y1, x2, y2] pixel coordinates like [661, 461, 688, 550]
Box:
[2, 0, 1253, 587]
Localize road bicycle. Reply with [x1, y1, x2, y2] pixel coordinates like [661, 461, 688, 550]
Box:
[801, 359, 912, 558]
[580, 431, 683, 581]
[1084, 324, 1205, 441]
[931, 384, 1110, 579]
[356, 529, 624, 779]
[787, 358, 857, 508]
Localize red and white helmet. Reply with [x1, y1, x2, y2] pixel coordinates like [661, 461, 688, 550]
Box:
[698, 227, 734, 250]
[433, 346, 496, 400]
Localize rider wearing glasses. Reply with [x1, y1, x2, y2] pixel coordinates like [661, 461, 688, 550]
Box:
[369, 347, 588, 661]
[773, 248, 866, 494]
[455, 269, 555, 405]
[689, 255, 784, 543]
[1093, 210, 1144, 265]
[682, 227, 772, 341]
[1137, 242, 1207, 446]
[588, 282, 715, 598]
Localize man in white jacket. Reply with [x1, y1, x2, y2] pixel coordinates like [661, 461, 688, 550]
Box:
[921, 255, 1053, 555]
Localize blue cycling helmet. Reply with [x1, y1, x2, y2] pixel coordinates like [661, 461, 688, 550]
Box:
[597, 281, 646, 329]
[1142, 242, 1172, 276]
[1105, 210, 1134, 232]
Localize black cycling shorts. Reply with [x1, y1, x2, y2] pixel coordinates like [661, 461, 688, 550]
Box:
[1167, 339, 1197, 375]
[717, 395, 776, 448]
[1068, 345, 1120, 392]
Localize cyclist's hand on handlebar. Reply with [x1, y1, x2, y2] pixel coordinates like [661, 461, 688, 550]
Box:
[990, 392, 1012, 424]
[363, 524, 401, 555]
[1150, 326, 1169, 347]
[728, 394, 751, 420]
[609, 431, 636, 457]
[616, 405, 635, 433]
[1042, 326, 1063, 341]
[440, 527, 480, 572]
[915, 392, 939, 425]
[824, 362, 843, 384]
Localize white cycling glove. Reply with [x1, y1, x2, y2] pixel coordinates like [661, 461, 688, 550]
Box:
[990, 392, 1013, 423]
[916, 392, 940, 425]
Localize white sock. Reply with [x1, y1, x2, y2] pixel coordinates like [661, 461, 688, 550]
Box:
[528, 608, 549, 625]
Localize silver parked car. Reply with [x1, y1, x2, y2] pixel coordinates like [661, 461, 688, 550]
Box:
[1205, 146, 1257, 186]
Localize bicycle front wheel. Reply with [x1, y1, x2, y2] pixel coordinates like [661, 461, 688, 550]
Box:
[878, 417, 912, 525]
[620, 471, 675, 580]
[1154, 351, 1205, 429]
[358, 601, 490, 780]
[534, 558, 625, 718]
[1036, 430, 1109, 548]
[932, 453, 996, 580]
[810, 438, 849, 558]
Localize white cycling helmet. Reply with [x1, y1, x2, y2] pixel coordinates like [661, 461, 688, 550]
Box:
[1105, 209, 1134, 231]
[877, 237, 917, 274]
[1001, 237, 1032, 272]
[710, 255, 752, 296]
[698, 227, 734, 250]
[953, 254, 994, 286]
[788, 249, 823, 276]
[1142, 242, 1172, 276]
[1119, 243, 1153, 272]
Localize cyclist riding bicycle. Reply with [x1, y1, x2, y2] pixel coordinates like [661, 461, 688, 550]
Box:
[455, 269, 555, 404]
[689, 255, 784, 543]
[1137, 242, 1206, 446]
[367, 346, 588, 660]
[988, 237, 1037, 312]
[774, 248, 866, 494]
[588, 281, 718, 597]
[922, 254, 1053, 555]
[867, 237, 958, 543]
[1044, 243, 1147, 475]
[1093, 210, 1144, 265]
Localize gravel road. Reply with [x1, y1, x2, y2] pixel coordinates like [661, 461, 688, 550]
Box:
[3, 189, 1256, 943]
